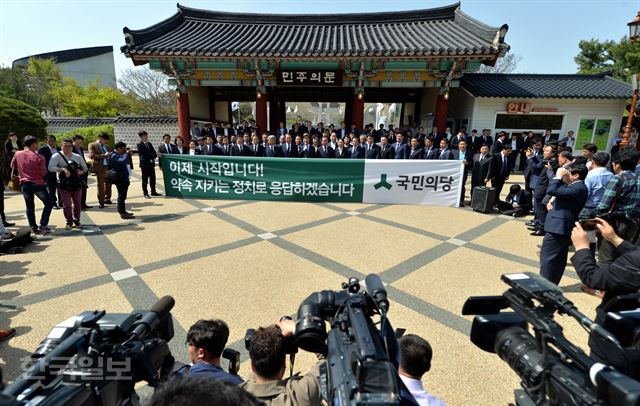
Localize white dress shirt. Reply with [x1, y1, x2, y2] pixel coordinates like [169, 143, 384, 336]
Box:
[399, 375, 446, 406]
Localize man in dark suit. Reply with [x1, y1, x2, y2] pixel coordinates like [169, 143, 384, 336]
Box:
[428, 126, 441, 146]
[450, 131, 466, 150]
[280, 134, 298, 158]
[467, 129, 482, 154]
[422, 137, 439, 160]
[317, 137, 335, 158]
[137, 130, 161, 199]
[158, 134, 178, 155]
[539, 164, 588, 285]
[542, 129, 558, 144]
[372, 124, 385, 142]
[408, 138, 424, 159]
[453, 140, 473, 204]
[231, 136, 251, 156]
[363, 135, 380, 159]
[276, 122, 288, 138]
[202, 136, 224, 156]
[496, 184, 532, 217]
[349, 137, 364, 159]
[378, 136, 394, 159]
[437, 138, 454, 160]
[223, 123, 236, 137]
[335, 139, 350, 158]
[249, 134, 265, 157]
[38, 135, 62, 209]
[264, 135, 283, 157]
[492, 131, 507, 155]
[528, 145, 557, 236]
[519, 132, 535, 171]
[391, 133, 410, 159]
[470, 145, 493, 198]
[481, 129, 493, 150]
[72, 135, 92, 210]
[524, 141, 543, 192]
[490, 145, 512, 205]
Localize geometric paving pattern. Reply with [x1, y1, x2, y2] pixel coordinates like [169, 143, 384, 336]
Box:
[0, 164, 599, 405]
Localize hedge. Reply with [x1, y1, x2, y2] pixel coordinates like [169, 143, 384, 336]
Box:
[58, 124, 115, 149]
[0, 96, 48, 180]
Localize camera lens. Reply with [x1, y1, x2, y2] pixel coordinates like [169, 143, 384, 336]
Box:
[495, 327, 545, 388]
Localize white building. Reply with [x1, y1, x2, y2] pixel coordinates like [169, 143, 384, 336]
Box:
[448, 73, 632, 153]
[13, 46, 116, 89]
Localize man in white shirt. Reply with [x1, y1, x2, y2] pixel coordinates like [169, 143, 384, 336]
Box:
[399, 334, 446, 406]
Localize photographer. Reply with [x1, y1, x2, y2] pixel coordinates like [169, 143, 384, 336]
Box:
[570, 217, 640, 377]
[184, 319, 242, 384]
[48, 139, 88, 230]
[539, 164, 588, 285]
[595, 149, 640, 261]
[571, 218, 640, 319]
[241, 319, 322, 406]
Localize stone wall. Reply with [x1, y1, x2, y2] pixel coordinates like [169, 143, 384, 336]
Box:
[114, 123, 179, 147]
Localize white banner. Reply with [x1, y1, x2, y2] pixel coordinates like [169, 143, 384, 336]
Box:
[362, 160, 464, 206]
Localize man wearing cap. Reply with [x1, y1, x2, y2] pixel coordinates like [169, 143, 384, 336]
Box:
[88, 132, 113, 209]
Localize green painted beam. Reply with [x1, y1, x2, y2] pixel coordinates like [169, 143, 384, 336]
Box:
[465, 60, 482, 71]
[384, 61, 427, 70]
[380, 81, 425, 88]
[149, 61, 163, 70]
[196, 61, 238, 70]
[199, 80, 243, 86]
[279, 61, 340, 69]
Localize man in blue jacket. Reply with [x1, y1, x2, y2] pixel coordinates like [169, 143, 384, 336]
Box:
[539, 163, 588, 285]
[185, 319, 243, 384]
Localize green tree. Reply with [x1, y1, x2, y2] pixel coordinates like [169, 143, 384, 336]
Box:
[574, 38, 640, 82]
[54, 78, 136, 117]
[26, 58, 63, 115]
[0, 96, 48, 177]
[0, 66, 36, 106]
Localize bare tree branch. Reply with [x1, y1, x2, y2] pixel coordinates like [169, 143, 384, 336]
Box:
[478, 53, 522, 74]
[118, 67, 177, 115]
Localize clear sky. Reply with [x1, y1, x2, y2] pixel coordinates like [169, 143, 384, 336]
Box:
[1, 0, 638, 80]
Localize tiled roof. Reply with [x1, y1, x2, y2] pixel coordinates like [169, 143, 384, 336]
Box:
[13, 46, 113, 67]
[46, 116, 178, 127]
[115, 115, 178, 124]
[46, 117, 115, 127]
[122, 3, 509, 59]
[461, 73, 633, 99]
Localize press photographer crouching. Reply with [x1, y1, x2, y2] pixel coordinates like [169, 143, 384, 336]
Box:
[570, 217, 640, 378]
[241, 319, 323, 406]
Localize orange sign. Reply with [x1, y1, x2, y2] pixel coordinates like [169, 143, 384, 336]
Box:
[507, 102, 559, 114]
[507, 102, 531, 114]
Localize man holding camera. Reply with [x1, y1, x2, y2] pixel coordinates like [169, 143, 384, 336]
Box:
[184, 319, 243, 384]
[539, 164, 588, 285]
[241, 319, 322, 406]
[570, 217, 640, 378]
[594, 149, 640, 261]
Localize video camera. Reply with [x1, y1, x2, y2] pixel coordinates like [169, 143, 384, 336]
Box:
[292, 275, 417, 406]
[463, 272, 640, 406]
[1, 296, 176, 406]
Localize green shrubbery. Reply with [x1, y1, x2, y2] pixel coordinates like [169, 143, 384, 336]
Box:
[58, 124, 115, 149]
[0, 96, 48, 144]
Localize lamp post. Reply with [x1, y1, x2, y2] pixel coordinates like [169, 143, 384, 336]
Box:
[621, 11, 639, 149]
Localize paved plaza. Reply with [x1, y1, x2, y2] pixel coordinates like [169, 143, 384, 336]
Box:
[0, 167, 600, 405]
